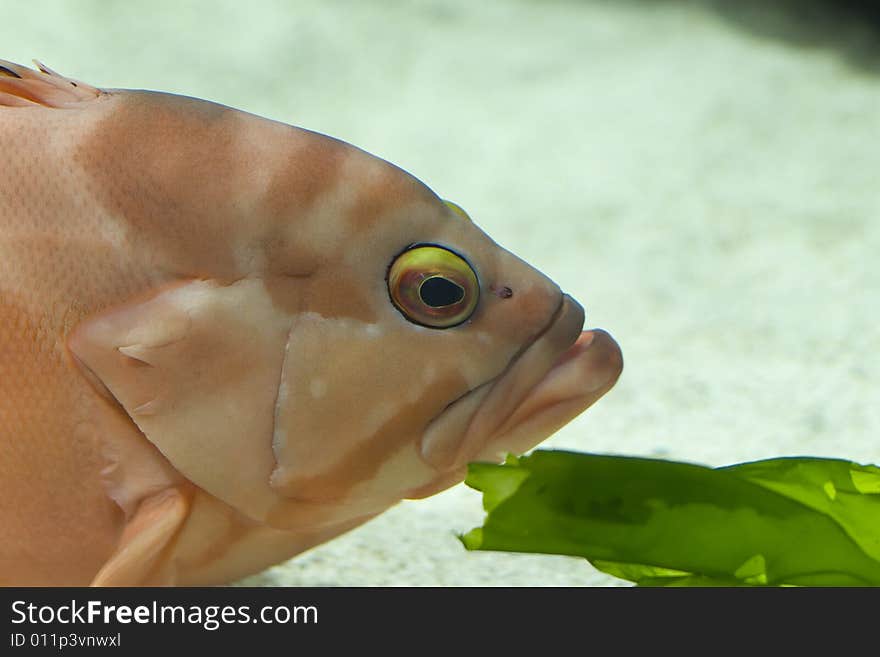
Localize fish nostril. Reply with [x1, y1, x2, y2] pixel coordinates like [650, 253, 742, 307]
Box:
[491, 285, 513, 299]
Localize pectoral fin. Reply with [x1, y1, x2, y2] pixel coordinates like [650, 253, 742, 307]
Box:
[69, 278, 296, 524]
[91, 488, 188, 587]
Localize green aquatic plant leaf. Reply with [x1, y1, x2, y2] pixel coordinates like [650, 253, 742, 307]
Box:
[461, 451, 880, 586]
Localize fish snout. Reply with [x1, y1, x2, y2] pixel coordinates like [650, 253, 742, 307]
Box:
[416, 293, 623, 482]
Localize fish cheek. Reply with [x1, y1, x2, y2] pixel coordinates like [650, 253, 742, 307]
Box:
[269, 314, 470, 503]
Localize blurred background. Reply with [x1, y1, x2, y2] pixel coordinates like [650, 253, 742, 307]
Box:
[4, 0, 878, 585]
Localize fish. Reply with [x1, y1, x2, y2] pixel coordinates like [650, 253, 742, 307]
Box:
[0, 60, 623, 586]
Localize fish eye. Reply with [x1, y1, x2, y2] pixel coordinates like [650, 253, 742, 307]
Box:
[387, 245, 479, 328]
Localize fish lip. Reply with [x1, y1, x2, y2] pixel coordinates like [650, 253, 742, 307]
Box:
[418, 293, 585, 472]
[437, 295, 567, 415]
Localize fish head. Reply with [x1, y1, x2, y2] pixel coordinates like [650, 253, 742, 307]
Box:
[56, 83, 622, 529]
[263, 149, 624, 513]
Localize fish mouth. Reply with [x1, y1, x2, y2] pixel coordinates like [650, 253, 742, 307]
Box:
[416, 294, 623, 478]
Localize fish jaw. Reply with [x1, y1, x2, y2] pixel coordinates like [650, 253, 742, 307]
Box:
[472, 327, 622, 463]
[414, 294, 622, 490]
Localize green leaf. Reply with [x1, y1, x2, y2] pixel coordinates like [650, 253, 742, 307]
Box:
[460, 450, 880, 586]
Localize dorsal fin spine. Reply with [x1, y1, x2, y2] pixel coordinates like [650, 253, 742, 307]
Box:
[0, 59, 100, 108]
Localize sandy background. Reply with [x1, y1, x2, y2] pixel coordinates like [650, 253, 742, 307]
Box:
[4, 0, 878, 586]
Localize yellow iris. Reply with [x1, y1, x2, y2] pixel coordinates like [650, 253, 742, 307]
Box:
[387, 245, 480, 328]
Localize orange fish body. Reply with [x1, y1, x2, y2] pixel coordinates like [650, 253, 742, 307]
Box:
[0, 61, 622, 586]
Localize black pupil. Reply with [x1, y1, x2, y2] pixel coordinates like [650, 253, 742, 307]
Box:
[420, 277, 465, 307]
